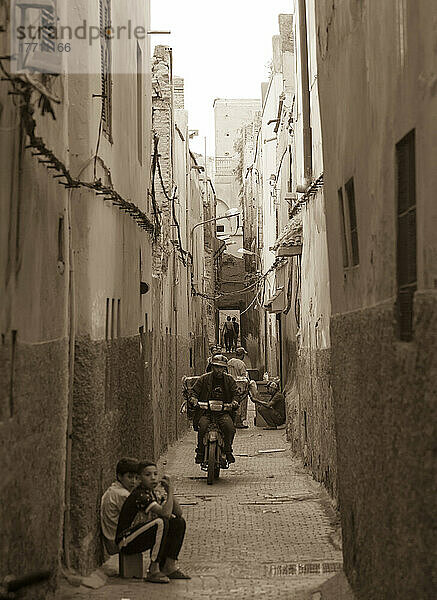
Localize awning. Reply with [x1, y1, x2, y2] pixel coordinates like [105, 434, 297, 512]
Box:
[271, 212, 303, 257]
[264, 288, 285, 313]
[276, 244, 302, 257]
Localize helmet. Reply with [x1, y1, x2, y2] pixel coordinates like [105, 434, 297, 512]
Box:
[266, 380, 279, 392]
[210, 354, 228, 368]
[235, 347, 247, 356]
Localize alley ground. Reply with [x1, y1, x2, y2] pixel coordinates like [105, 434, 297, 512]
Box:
[59, 406, 354, 600]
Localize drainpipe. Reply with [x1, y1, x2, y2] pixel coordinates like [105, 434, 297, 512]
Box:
[297, 0, 312, 184]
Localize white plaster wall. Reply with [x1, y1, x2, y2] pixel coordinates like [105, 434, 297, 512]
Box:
[67, 0, 152, 340]
[260, 74, 283, 276]
[292, 0, 331, 348]
[317, 0, 437, 314]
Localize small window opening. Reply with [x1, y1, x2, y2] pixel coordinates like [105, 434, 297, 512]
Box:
[396, 129, 416, 341]
[117, 299, 120, 338]
[111, 298, 115, 339]
[105, 298, 110, 340]
[345, 178, 359, 266]
[338, 188, 349, 268]
[58, 216, 64, 262]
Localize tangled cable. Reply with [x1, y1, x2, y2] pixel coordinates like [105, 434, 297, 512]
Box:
[0, 60, 156, 235]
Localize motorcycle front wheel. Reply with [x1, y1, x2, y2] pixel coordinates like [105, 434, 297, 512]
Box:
[207, 441, 217, 485]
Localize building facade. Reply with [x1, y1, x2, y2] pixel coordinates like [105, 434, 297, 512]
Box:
[314, 1, 437, 598]
[0, 4, 213, 592]
[236, 11, 337, 497]
[214, 98, 260, 256]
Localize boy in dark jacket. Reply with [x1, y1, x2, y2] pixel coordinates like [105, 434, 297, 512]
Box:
[116, 461, 190, 584]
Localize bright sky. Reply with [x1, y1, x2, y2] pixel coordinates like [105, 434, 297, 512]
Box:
[151, 0, 294, 155]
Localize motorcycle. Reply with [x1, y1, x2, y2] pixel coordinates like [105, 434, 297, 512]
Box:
[196, 399, 234, 485]
[181, 376, 236, 485]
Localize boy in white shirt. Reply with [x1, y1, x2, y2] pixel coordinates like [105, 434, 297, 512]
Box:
[100, 457, 140, 554]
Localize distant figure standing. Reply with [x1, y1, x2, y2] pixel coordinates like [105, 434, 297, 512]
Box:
[222, 316, 235, 353]
[231, 317, 239, 351]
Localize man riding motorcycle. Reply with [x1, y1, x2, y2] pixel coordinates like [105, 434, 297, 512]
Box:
[189, 355, 240, 464]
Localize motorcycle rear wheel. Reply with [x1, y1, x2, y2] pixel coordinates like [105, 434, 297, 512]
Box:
[207, 441, 217, 485]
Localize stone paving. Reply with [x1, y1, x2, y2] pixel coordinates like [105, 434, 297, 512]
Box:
[58, 406, 352, 600]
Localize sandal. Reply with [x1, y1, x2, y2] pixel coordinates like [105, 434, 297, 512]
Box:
[144, 571, 170, 583]
[167, 569, 191, 580]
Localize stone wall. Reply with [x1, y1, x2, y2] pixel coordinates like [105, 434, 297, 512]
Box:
[0, 340, 68, 597]
[0, 32, 70, 595]
[294, 349, 337, 499]
[69, 327, 190, 573]
[330, 292, 436, 600]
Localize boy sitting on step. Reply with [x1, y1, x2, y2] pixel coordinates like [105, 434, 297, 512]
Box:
[100, 457, 140, 555]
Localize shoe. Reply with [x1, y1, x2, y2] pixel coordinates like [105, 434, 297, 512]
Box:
[236, 424, 249, 429]
[226, 452, 236, 463]
[145, 571, 170, 583]
[167, 569, 191, 580]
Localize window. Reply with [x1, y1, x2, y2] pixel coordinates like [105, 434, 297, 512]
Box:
[111, 298, 115, 339]
[57, 216, 64, 262]
[105, 298, 110, 340]
[338, 177, 359, 268]
[105, 298, 120, 411]
[14, 0, 61, 73]
[338, 188, 349, 268]
[136, 42, 143, 163]
[396, 129, 416, 341]
[117, 299, 121, 338]
[216, 225, 225, 233]
[99, 0, 112, 139]
[1, 330, 17, 420]
[345, 178, 359, 266]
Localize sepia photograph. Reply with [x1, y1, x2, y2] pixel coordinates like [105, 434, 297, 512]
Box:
[0, 1, 435, 599]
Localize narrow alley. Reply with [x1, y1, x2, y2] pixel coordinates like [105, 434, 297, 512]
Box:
[1, 1, 436, 600]
[59, 407, 348, 600]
